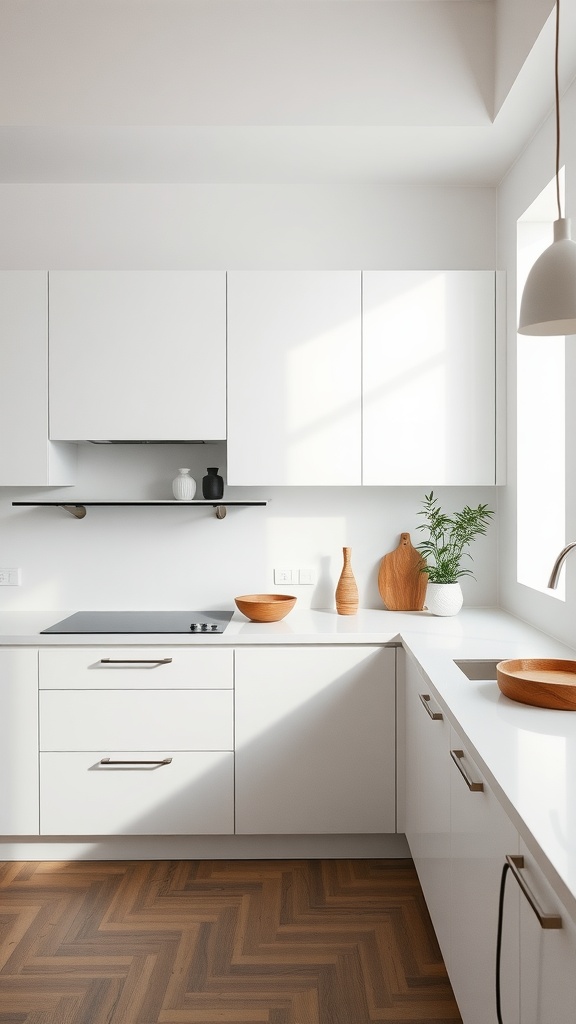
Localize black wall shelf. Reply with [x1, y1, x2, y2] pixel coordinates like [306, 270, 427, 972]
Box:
[12, 500, 267, 520]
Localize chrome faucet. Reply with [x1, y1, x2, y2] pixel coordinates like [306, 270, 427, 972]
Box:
[548, 542, 576, 588]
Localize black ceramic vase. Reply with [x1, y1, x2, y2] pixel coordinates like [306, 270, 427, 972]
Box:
[202, 467, 224, 500]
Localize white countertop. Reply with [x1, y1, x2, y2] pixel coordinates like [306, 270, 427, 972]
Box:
[0, 607, 405, 645]
[3, 605, 576, 920]
[0, 605, 566, 647]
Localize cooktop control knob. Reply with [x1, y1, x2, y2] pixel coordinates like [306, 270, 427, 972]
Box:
[190, 622, 201, 631]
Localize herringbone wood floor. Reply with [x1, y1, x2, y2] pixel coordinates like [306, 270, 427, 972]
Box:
[0, 858, 462, 1024]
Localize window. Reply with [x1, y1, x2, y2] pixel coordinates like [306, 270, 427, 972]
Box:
[516, 174, 566, 597]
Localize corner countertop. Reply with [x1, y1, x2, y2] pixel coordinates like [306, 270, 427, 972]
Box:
[3, 605, 576, 921]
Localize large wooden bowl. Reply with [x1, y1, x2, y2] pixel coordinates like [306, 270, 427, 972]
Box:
[497, 658, 576, 710]
[235, 594, 297, 623]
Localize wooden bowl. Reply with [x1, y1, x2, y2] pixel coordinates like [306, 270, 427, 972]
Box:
[234, 594, 297, 623]
[497, 658, 576, 710]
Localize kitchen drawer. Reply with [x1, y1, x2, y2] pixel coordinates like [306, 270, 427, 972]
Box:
[40, 751, 234, 835]
[40, 689, 233, 751]
[39, 647, 233, 690]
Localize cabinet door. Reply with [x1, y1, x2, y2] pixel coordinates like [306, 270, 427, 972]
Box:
[227, 272, 362, 485]
[403, 652, 451, 968]
[363, 271, 496, 484]
[49, 271, 226, 441]
[449, 731, 520, 1024]
[235, 646, 395, 834]
[0, 649, 39, 835]
[517, 838, 576, 1024]
[0, 272, 75, 485]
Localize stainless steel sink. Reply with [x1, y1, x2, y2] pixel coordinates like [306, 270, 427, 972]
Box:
[454, 659, 500, 681]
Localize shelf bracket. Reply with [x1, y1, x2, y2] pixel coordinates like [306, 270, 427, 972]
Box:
[60, 504, 87, 519]
[215, 505, 227, 519]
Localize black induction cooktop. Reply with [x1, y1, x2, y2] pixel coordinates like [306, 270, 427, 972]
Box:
[41, 610, 234, 634]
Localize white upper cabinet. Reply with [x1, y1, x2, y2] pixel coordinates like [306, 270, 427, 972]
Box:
[227, 270, 499, 487]
[48, 271, 226, 441]
[227, 271, 362, 485]
[0, 272, 75, 485]
[362, 271, 497, 485]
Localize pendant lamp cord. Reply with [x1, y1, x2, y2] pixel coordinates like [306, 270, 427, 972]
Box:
[495, 861, 510, 1024]
[555, 0, 562, 219]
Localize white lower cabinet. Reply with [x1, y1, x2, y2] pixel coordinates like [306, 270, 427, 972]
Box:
[40, 689, 233, 751]
[403, 655, 452, 968]
[516, 839, 576, 1024]
[448, 732, 520, 1024]
[38, 647, 234, 836]
[235, 645, 396, 834]
[403, 648, 576, 1024]
[0, 649, 39, 835]
[38, 646, 233, 690]
[404, 651, 519, 1022]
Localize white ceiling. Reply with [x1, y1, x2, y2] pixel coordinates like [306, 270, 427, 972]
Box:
[0, 0, 572, 187]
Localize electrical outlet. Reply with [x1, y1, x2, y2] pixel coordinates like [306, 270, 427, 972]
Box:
[274, 568, 298, 585]
[0, 568, 21, 586]
[298, 568, 316, 585]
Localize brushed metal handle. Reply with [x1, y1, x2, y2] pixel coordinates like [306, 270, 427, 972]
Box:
[506, 855, 562, 929]
[99, 658, 173, 665]
[450, 749, 484, 791]
[99, 757, 173, 766]
[419, 693, 443, 720]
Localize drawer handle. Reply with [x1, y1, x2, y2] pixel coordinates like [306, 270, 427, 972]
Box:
[99, 757, 173, 767]
[419, 693, 443, 720]
[99, 658, 173, 666]
[505, 855, 562, 929]
[450, 749, 484, 791]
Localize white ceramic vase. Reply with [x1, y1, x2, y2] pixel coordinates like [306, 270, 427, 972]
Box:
[172, 468, 196, 501]
[425, 581, 463, 616]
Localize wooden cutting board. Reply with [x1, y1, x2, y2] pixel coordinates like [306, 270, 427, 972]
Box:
[378, 533, 427, 611]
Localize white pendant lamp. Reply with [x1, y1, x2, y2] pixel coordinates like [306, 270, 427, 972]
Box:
[518, 0, 576, 336]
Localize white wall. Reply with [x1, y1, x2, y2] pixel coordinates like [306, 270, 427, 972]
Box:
[0, 183, 499, 613]
[497, 76, 576, 646]
[0, 184, 495, 271]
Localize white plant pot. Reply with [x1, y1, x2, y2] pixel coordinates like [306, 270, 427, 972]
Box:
[425, 581, 463, 617]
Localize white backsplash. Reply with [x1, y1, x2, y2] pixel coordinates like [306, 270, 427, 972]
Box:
[1, 442, 498, 612]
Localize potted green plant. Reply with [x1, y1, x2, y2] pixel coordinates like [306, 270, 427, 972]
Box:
[416, 491, 494, 615]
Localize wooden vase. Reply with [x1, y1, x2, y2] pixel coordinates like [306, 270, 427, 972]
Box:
[335, 546, 359, 615]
